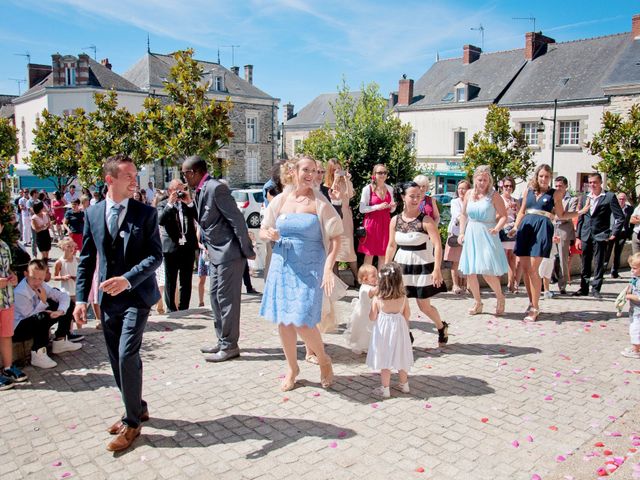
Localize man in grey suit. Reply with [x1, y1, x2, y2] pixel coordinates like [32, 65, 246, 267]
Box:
[553, 176, 578, 294]
[181, 156, 255, 362]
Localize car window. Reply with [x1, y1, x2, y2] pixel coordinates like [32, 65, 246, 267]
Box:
[231, 191, 248, 202]
[252, 192, 264, 203]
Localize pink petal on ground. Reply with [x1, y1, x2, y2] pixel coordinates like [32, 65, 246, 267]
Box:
[512, 440, 520, 448]
[481, 418, 489, 423]
[544, 395, 554, 401]
[416, 467, 425, 473]
[311, 392, 320, 397]
[591, 394, 601, 399]
[549, 425, 559, 431]
[32, 416, 39, 421]
[68, 424, 77, 430]
[371, 403, 379, 409]
[526, 435, 534, 442]
[164, 327, 172, 331]
[556, 455, 567, 462]
[61, 474, 72, 479]
[338, 431, 347, 439]
[607, 416, 617, 421]
[531, 475, 542, 480]
[52, 461, 62, 467]
[282, 397, 289, 402]
[424, 403, 432, 409]
[554, 372, 562, 378]
[328, 441, 338, 448]
[606, 432, 622, 437]
[194, 364, 200, 369]
[596, 467, 608, 476]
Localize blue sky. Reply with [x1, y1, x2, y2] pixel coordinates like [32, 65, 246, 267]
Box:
[1, 0, 637, 119]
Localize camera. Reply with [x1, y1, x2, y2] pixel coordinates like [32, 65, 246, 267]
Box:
[177, 191, 186, 199]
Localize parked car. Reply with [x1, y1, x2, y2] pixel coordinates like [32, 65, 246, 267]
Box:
[433, 193, 455, 205]
[231, 188, 264, 228]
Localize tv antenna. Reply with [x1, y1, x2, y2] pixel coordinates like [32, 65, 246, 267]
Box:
[14, 51, 31, 65]
[9, 78, 26, 95]
[513, 16, 536, 32]
[470, 24, 485, 50]
[82, 45, 97, 59]
[221, 45, 240, 66]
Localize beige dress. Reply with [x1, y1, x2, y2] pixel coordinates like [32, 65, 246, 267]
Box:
[333, 178, 357, 262]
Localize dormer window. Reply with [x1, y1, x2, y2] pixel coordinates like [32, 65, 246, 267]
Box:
[65, 67, 76, 86]
[455, 86, 466, 102]
[214, 76, 224, 91]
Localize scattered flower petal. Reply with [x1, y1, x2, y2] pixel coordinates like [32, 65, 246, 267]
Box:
[556, 455, 566, 462]
[328, 441, 337, 448]
[481, 418, 489, 423]
[337, 431, 347, 439]
[52, 461, 62, 467]
[544, 395, 554, 401]
[526, 435, 534, 443]
[549, 426, 559, 431]
[512, 440, 520, 448]
[424, 403, 432, 409]
[591, 394, 601, 399]
[416, 467, 425, 473]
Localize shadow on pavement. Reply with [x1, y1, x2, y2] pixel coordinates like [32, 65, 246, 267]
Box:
[413, 342, 542, 358]
[147, 320, 206, 332]
[19, 371, 116, 392]
[139, 415, 356, 459]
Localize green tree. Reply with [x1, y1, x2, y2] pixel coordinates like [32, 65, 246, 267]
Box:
[300, 80, 417, 215]
[0, 118, 18, 179]
[462, 104, 534, 186]
[141, 49, 234, 173]
[27, 109, 88, 192]
[588, 104, 640, 203]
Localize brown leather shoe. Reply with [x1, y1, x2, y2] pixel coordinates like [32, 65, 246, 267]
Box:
[107, 410, 149, 435]
[106, 425, 141, 452]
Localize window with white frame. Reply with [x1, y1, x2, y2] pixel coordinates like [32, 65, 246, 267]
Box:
[246, 115, 258, 143]
[454, 130, 466, 155]
[65, 67, 76, 86]
[455, 87, 466, 102]
[559, 120, 580, 146]
[214, 76, 224, 91]
[245, 156, 258, 182]
[408, 131, 417, 151]
[521, 122, 539, 146]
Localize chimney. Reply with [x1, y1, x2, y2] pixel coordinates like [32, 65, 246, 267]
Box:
[284, 103, 295, 121]
[76, 53, 90, 85]
[389, 92, 398, 108]
[100, 58, 112, 70]
[244, 64, 253, 84]
[27, 63, 52, 88]
[397, 77, 414, 106]
[51, 54, 65, 86]
[231, 66, 239, 76]
[463, 44, 482, 65]
[633, 14, 640, 40]
[525, 32, 555, 60]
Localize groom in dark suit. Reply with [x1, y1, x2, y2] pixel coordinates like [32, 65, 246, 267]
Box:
[74, 154, 162, 452]
[181, 155, 255, 362]
[157, 179, 198, 311]
[574, 172, 625, 299]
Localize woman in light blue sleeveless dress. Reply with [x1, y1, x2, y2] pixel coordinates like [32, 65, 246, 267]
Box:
[458, 166, 508, 316]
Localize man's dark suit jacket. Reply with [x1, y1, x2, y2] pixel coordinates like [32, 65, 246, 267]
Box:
[196, 176, 254, 264]
[76, 199, 163, 309]
[576, 191, 625, 242]
[157, 199, 198, 253]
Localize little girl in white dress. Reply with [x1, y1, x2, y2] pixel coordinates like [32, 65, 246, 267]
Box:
[366, 262, 413, 398]
[345, 265, 377, 354]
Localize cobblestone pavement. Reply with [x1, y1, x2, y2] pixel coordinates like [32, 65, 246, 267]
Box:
[2, 266, 639, 480]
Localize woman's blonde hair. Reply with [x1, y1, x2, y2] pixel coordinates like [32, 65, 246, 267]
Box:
[376, 262, 405, 300]
[529, 164, 552, 194]
[472, 165, 494, 197]
[324, 158, 341, 189]
[280, 159, 299, 186]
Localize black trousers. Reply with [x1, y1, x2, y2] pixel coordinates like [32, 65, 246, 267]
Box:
[13, 300, 75, 350]
[163, 247, 196, 311]
[580, 238, 608, 293]
[243, 262, 253, 290]
[604, 237, 627, 275]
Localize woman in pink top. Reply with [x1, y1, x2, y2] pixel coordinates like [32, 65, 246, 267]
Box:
[51, 191, 66, 242]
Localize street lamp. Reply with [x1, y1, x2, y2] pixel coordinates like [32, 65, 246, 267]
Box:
[536, 99, 558, 173]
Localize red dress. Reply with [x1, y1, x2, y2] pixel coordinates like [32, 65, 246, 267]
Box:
[358, 188, 391, 256]
[51, 200, 66, 225]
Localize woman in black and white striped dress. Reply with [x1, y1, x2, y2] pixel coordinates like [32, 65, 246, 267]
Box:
[386, 182, 449, 346]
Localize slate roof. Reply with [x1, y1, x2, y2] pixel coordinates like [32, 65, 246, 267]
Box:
[602, 36, 640, 89]
[123, 52, 275, 100]
[285, 92, 361, 128]
[406, 49, 526, 110]
[499, 33, 631, 106]
[17, 57, 141, 99]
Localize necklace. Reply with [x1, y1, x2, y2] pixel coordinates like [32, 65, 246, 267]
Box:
[294, 196, 309, 204]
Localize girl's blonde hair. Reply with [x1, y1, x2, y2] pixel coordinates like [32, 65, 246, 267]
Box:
[376, 262, 405, 300]
[357, 264, 377, 284]
[58, 237, 77, 251]
[628, 252, 640, 267]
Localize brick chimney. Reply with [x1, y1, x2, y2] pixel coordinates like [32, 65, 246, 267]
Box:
[525, 32, 555, 60]
[76, 54, 90, 85]
[633, 14, 640, 40]
[51, 54, 64, 86]
[398, 76, 414, 106]
[284, 103, 294, 121]
[463, 44, 482, 65]
[231, 66, 239, 76]
[100, 58, 112, 70]
[27, 63, 52, 88]
[389, 92, 398, 108]
[244, 64, 253, 84]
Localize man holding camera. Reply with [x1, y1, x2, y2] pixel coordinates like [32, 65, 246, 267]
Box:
[157, 179, 198, 311]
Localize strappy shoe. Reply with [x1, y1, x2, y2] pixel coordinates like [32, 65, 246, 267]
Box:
[468, 303, 483, 315]
[495, 296, 505, 315]
[281, 365, 300, 392]
[452, 286, 463, 295]
[319, 358, 334, 388]
[523, 308, 539, 322]
[305, 354, 319, 365]
[437, 321, 449, 345]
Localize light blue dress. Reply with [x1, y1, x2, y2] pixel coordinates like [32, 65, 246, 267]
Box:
[459, 194, 509, 276]
[260, 213, 326, 327]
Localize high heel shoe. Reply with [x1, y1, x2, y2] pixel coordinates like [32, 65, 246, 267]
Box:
[467, 303, 483, 315]
[319, 358, 334, 388]
[281, 365, 300, 392]
[496, 296, 505, 315]
[523, 308, 539, 322]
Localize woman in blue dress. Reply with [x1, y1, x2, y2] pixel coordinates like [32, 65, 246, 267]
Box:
[260, 157, 343, 392]
[511, 164, 588, 321]
[458, 166, 509, 316]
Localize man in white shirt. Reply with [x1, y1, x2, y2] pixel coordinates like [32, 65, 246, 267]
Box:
[63, 185, 79, 204]
[12, 259, 82, 369]
[146, 181, 155, 205]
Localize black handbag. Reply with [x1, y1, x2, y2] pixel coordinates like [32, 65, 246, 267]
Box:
[355, 225, 366, 238]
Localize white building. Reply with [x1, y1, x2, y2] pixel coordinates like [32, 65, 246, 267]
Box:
[394, 13, 640, 195]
